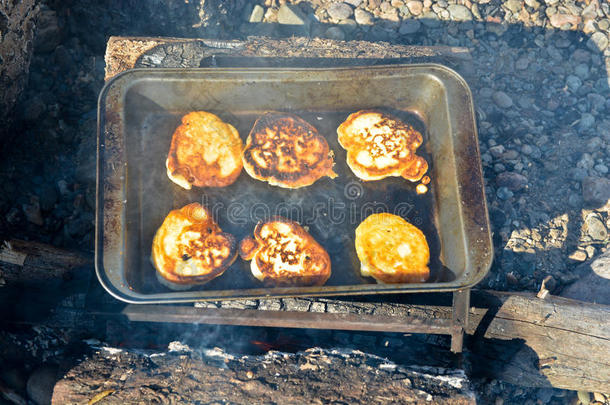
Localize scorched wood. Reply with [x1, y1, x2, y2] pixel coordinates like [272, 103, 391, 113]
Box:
[51, 346, 475, 405]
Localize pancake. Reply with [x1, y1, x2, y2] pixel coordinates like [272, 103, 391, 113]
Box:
[239, 216, 331, 287]
[337, 110, 428, 182]
[166, 111, 243, 189]
[355, 213, 430, 284]
[152, 203, 237, 289]
[242, 112, 337, 188]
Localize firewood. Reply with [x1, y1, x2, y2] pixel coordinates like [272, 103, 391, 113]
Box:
[0, 239, 90, 286]
[51, 347, 476, 405]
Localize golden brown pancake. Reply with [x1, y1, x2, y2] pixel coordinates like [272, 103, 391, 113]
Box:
[337, 110, 428, 182]
[239, 216, 331, 287]
[355, 213, 429, 284]
[152, 203, 237, 289]
[166, 111, 243, 189]
[242, 112, 337, 188]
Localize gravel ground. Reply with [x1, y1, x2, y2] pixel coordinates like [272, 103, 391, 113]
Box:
[0, 0, 609, 403]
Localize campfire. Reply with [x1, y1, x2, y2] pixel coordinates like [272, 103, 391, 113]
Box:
[1, 1, 609, 404]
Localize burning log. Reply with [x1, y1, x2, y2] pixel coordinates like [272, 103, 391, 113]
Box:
[51, 346, 476, 404]
[0, 238, 607, 393]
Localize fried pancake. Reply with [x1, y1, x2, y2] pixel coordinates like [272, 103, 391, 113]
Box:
[152, 203, 237, 289]
[337, 110, 428, 182]
[355, 213, 429, 284]
[239, 216, 331, 287]
[166, 111, 243, 189]
[242, 112, 337, 188]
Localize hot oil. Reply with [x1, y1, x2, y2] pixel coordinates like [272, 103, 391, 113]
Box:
[132, 108, 453, 294]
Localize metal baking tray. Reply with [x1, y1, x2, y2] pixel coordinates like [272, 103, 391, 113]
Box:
[96, 65, 492, 303]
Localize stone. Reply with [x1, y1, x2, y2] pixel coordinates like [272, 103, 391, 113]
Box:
[587, 32, 609, 52]
[549, 13, 580, 29]
[566, 75, 582, 92]
[562, 249, 610, 305]
[339, 19, 358, 34]
[515, 57, 529, 70]
[578, 113, 595, 131]
[569, 250, 587, 262]
[584, 214, 608, 241]
[345, 0, 364, 6]
[574, 63, 590, 80]
[325, 26, 346, 40]
[492, 91, 513, 108]
[496, 187, 514, 200]
[354, 9, 374, 24]
[524, 0, 540, 9]
[406, 0, 423, 15]
[399, 19, 421, 34]
[594, 164, 608, 175]
[27, 364, 58, 405]
[582, 176, 610, 207]
[447, 4, 472, 21]
[278, 4, 308, 25]
[505, 0, 523, 13]
[328, 2, 353, 20]
[420, 11, 441, 27]
[496, 172, 528, 191]
[249, 5, 265, 23]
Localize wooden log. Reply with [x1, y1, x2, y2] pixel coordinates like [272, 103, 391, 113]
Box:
[118, 291, 610, 393]
[51, 346, 476, 405]
[0, 239, 90, 286]
[104, 36, 473, 81]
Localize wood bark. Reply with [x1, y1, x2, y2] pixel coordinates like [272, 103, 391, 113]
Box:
[0, 239, 90, 286]
[51, 347, 475, 405]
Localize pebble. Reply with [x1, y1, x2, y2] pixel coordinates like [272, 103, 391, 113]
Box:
[447, 4, 472, 21]
[578, 113, 595, 131]
[248, 5, 265, 23]
[496, 172, 528, 191]
[497, 187, 514, 200]
[594, 164, 608, 175]
[354, 9, 374, 25]
[587, 93, 606, 111]
[584, 214, 608, 241]
[505, 0, 522, 13]
[563, 249, 610, 304]
[586, 137, 602, 152]
[515, 57, 529, 70]
[549, 13, 580, 29]
[278, 4, 308, 25]
[406, 0, 423, 15]
[569, 250, 587, 262]
[574, 63, 590, 79]
[582, 176, 610, 206]
[327, 2, 353, 20]
[344, 0, 363, 6]
[492, 91, 513, 108]
[420, 11, 441, 27]
[399, 19, 421, 34]
[525, 0, 540, 9]
[325, 26, 346, 40]
[587, 32, 609, 51]
[565, 75, 582, 92]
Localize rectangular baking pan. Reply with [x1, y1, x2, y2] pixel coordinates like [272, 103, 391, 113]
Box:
[96, 64, 492, 303]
